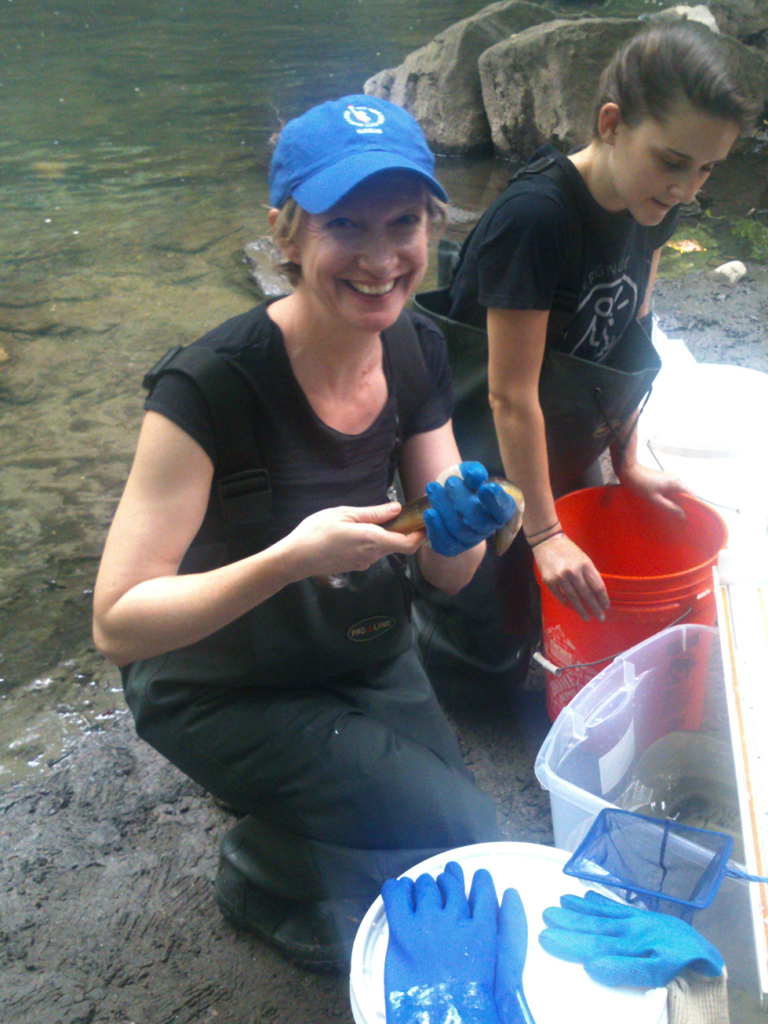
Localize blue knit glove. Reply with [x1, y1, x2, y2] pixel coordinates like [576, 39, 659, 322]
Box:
[423, 462, 518, 557]
[382, 861, 500, 1024]
[538, 890, 724, 989]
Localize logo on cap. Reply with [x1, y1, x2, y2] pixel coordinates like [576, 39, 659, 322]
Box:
[343, 104, 385, 134]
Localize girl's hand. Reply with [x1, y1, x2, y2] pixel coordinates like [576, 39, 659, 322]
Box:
[533, 532, 609, 622]
[618, 462, 691, 518]
[286, 502, 425, 579]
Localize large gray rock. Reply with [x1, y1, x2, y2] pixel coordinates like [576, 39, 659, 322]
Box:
[479, 18, 641, 157]
[479, 16, 768, 159]
[708, 0, 768, 41]
[363, 0, 550, 155]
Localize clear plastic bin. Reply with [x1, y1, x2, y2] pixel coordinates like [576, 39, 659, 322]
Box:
[534, 624, 737, 853]
[534, 623, 761, 998]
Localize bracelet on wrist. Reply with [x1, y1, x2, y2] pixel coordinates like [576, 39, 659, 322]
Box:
[529, 529, 564, 549]
[524, 519, 561, 541]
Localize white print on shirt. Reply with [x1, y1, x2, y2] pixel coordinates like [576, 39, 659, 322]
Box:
[584, 252, 631, 287]
[569, 273, 639, 361]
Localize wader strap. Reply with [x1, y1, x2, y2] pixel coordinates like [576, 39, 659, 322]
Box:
[592, 381, 654, 469]
[450, 152, 585, 312]
[512, 155, 585, 307]
[383, 312, 430, 433]
[142, 344, 273, 526]
[381, 311, 430, 491]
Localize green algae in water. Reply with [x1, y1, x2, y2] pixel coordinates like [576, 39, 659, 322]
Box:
[660, 214, 768, 276]
[725, 216, 768, 264]
[658, 221, 722, 277]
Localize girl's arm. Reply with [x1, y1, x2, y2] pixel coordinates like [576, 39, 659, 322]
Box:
[486, 307, 609, 623]
[398, 421, 487, 595]
[613, 246, 689, 515]
[93, 412, 423, 667]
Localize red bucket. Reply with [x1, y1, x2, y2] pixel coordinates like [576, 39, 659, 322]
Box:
[534, 486, 727, 722]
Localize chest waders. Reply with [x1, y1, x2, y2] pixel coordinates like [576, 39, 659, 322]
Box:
[414, 156, 661, 496]
[408, 158, 660, 705]
[414, 285, 659, 497]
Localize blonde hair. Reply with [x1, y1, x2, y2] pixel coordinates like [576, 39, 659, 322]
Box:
[270, 185, 447, 287]
[270, 198, 305, 287]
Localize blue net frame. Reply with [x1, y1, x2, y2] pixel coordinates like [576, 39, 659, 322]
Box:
[563, 809, 738, 920]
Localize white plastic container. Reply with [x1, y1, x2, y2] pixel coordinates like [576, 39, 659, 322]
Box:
[533, 623, 758, 1000]
[534, 624, 722, 853]
[349, 842, 668, 1024]
[637, 362, 768, 546]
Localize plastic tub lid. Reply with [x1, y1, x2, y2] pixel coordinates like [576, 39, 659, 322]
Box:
[349, 842, 668, 1024]
[639, 363, 768, 458]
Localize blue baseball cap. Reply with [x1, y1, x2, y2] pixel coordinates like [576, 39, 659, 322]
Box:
[268, 94, 448, 214]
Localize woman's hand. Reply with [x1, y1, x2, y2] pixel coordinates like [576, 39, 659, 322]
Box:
[618, 461, 690, 518]
[285, 502, 425, 578]
[533, 532, 609, 622]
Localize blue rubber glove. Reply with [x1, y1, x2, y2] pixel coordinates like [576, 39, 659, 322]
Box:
[382, 862, 534, 1024]
[423, 461, 518, 557]
[495, 887, 536, 1024]
[538, 890, 724, 989]
[382, 861, 500, 1024]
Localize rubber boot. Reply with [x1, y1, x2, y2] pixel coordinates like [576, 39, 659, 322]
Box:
[214, 816, 374, 971]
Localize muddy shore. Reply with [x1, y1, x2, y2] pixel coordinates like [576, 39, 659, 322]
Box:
[2, 264, 768, 1024]
[0, 679, 553, 1024]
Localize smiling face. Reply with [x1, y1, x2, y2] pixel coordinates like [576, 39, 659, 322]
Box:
[597, 97, 740, 226]
[279, 171, 431, 335]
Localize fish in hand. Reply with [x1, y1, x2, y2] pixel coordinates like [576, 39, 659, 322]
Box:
[385, 477, 525, 556]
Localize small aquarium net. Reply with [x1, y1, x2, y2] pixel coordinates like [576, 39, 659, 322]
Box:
[563, 808, 735, 916]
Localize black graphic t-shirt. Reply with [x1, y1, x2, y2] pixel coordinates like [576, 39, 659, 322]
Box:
[448, 146, 679, 365]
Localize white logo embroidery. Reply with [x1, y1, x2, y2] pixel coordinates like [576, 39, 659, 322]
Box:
[343, 104, 385, 134]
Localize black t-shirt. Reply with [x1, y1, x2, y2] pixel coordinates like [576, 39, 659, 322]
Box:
[144, 302, 453, 548]
[449, 147, 679, 364]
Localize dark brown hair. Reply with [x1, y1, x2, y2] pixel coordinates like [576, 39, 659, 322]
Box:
[592, 21, 762, 135]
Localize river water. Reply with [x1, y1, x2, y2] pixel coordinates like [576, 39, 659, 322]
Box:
[1, 0, 767, 786]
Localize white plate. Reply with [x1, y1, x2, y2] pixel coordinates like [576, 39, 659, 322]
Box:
[349, 841, 667, 1024]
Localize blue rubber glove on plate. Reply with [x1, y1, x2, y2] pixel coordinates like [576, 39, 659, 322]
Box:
[423, 461, 518, 557]
[381, 861, 534, 1024]
[382, 861, 499, 1024]
[495, 886, 536, 1024]
[538, 890, 724, 989]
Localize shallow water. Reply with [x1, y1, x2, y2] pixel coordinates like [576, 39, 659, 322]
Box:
[1, 0, 767, 786]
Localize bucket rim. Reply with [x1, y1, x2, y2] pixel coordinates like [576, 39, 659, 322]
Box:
[551, 486, 728, 586]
